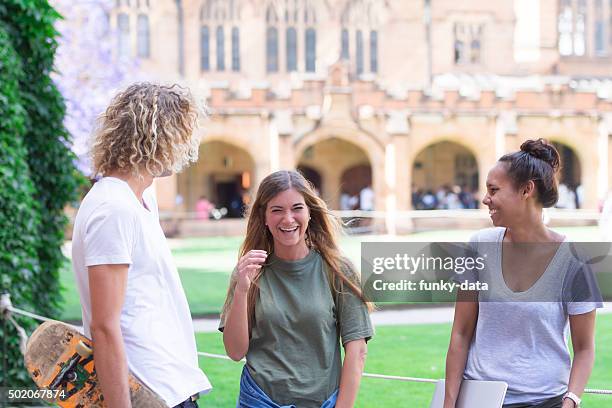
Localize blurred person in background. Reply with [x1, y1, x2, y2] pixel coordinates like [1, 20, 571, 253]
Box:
[195, 195, 214, 220]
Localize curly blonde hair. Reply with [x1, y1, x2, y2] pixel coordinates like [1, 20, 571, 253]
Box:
[91, 83, 202, 177]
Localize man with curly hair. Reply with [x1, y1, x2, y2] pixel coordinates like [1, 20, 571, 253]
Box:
[71, 83, 212, 408]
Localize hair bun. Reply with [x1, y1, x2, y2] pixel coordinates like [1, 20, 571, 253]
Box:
[520, 138, 560, 171]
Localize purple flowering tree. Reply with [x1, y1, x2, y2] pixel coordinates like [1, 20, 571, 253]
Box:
[52, 0, 146, 175]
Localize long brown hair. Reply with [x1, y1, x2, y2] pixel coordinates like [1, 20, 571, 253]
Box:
[222, 170, 372, 331]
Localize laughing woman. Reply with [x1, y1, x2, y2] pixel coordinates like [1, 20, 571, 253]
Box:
[444, 139, 602, 408]
[220, 170, 373, 408]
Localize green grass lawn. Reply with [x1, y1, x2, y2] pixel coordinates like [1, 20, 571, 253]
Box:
[59, 226, 606, 320]
[52, 226, 612, 406]
[196, 314, 612, 407]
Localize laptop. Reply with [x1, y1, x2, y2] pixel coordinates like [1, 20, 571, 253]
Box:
[429, 379, 508, 408]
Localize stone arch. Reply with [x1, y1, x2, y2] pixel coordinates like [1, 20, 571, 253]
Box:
[296, 138, 376, 209]
[296, 164, 323, 194]
[410, 140, 481, 210]
[340, 164, 372, 208]
[294, 126, 385, 210]
[550, 140, 583, 208]
[178, 140, 255, 217]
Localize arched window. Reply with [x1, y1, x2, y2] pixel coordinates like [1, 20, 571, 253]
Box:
[305, 28, 316, 72]
[609, 0, 612, 51]
[453, 22, 482, 64]
[232, 27, 240, 71]
[266, 1, 317, 73]
[341, 28, 349, 59]
[216, 25, 225, 71]
[286, 27, 297, 71]
[266, 27, 279, 72]
[341, 0, 382, 75]
[114, 0, 152, 60]
[574, 0, 587, 56]
[201, 0, 240, 72]
[595, 0, 605, 54]
[356, 29, 364, 75]
[558, 1, 573, 56]
[118, 13, 130, 58]
[137, 14, 150, 58]
[557, 0, 612, 58]
[470, 38, 480, 63]
[369, 30, 377, 72]
[201, 26, 210, 70]
[266, 4, 279, 72]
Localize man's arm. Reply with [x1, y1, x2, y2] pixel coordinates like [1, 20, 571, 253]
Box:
[88, 264, 131, 408]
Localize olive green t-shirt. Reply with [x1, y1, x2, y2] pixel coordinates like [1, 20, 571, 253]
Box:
[220, 250, 373, 407]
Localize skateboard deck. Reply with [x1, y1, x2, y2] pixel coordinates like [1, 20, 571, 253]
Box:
[25, 320, 168, 407]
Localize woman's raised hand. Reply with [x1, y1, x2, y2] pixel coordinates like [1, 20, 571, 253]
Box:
[235, 250, 268, 293]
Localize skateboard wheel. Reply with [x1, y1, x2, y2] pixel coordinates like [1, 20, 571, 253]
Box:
[76, 341, 93, 358]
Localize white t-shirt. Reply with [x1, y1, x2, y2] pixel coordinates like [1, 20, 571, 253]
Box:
[456, 227, 603, 404]
[71, 177, 212, 406]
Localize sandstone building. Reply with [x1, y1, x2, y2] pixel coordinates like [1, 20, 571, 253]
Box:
[107, 0, 612, 224]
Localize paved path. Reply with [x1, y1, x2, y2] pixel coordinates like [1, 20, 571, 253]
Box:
[193, 302, 612, 333]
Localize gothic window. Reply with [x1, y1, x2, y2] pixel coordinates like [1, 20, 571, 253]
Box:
[118, 13, 130, 58]
[341, 0, 382, 76]
[286, 27, 297, 71]
[470, 26, 482, 63]
[201, 0, 241, 72]
[454, 23, 482, 64]
[216, 26, 225, 70]
[266, 1, 318, 73]
[341, 29, 349, 60]
[595, 0, 605, 54]
[232, 27, 240, 71]
[558, 0, 612, 57]
[356, 29, 364, 75]
[370, 30, 378, 72]
[305, 28, 316, 72]
[558, 0, 573, 55]
[267, 27, 279, 72]
[266, 4, 279, 72]
[114, 0, 152, 60]
[454, 23, 466, 64]
[201, 26, 210, 70]
[574, 0, 587, 56]
[137, 14, 150, 58]
[609, 0, 612, 50]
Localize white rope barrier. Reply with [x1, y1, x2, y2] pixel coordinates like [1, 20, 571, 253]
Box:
[361, 373, 438, 384]
[3, 294, 611, 396]
[6, 306, 55, 323]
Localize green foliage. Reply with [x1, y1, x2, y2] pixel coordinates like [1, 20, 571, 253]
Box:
[0, 0, 82, 386]
[0, 24, 42, 386]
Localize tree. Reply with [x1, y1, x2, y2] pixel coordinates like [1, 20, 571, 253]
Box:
[52, 0, 144, 174]
[0, 0, 82, 386]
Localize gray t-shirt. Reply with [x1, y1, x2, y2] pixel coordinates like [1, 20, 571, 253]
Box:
[456, 227, 603, 405]
[220, 250, 373, 407]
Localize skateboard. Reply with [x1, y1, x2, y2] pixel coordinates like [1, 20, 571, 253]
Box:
[24, 320, 168, 407]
